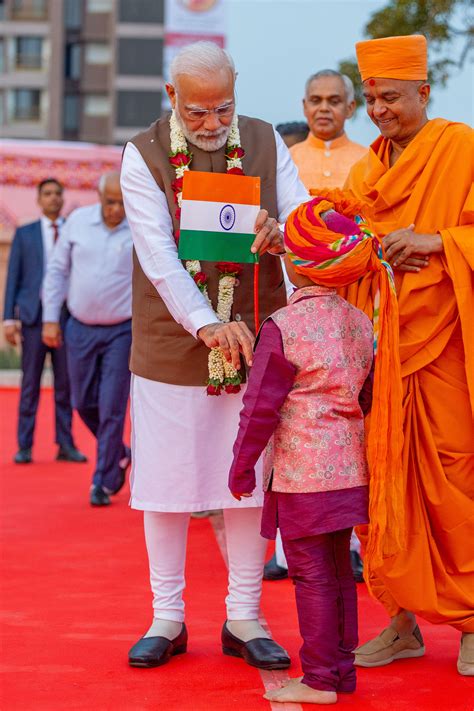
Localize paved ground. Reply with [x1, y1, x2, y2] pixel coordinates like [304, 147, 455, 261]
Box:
[0, 368, 52, 387]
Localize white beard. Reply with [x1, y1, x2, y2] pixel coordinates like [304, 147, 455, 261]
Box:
[175, 107, 232, 152]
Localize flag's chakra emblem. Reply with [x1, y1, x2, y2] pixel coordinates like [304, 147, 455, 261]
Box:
[220, 204, 236, 231]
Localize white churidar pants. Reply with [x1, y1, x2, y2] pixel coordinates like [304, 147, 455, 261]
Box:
[144, 508, 267, 621]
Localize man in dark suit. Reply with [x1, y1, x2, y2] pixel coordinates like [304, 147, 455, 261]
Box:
[3, 178, 86, 465]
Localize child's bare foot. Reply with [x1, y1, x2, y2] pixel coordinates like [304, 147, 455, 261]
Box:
[264, 680, 337, 704]
[281, 675, 303, 687]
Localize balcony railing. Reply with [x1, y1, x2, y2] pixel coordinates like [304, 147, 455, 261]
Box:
[13, 89, 41, 121]
[11, 1, 48, 21]
[14, 104, 40, 120]
[15, 53, 42, 70]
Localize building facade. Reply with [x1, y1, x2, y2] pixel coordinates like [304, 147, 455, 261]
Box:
[0, 0, 164, 144]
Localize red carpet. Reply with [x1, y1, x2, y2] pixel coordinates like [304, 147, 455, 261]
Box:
[1, 387, 472, 710]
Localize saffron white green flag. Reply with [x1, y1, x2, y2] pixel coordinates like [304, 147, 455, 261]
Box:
[178, 171, 261, 263]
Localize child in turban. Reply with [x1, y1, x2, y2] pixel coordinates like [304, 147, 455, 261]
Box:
[228, 193, 403, 704]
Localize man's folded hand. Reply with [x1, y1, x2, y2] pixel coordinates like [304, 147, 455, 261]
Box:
[198, 321, 255, 369]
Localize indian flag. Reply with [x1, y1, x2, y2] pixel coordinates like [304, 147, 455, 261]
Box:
[178, 171, 261, 263]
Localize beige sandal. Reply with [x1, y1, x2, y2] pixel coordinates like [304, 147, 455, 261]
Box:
[355, 624, 425, 667]
[457, 633, 474, 676]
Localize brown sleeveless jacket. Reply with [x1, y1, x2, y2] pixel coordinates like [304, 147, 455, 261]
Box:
[129, 114, 286, 386]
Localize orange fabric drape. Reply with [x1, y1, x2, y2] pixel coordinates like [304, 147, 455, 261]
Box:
[343, 118, 474, 632]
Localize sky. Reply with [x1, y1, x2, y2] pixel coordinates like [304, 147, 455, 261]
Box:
[226, 0, 473, 146]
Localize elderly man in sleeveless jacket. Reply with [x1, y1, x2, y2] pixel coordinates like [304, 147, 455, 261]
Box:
[120, 41, 308, 669]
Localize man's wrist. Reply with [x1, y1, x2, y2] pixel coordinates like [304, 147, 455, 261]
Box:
[197, 321, 220, 340]
[430, 233, 444, 254]
[42, 309, 61, 323]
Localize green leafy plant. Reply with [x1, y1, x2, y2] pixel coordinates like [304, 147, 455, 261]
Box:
[339, 0, 473, 106]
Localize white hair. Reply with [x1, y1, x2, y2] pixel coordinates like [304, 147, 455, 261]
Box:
[98, 171, 120, 193]
[305, 69, 355, 104]
[170, 41, 235, 85]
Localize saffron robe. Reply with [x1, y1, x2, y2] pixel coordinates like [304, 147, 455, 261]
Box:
[344, 118, 474, 632]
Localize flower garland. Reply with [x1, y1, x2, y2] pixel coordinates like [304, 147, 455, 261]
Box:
[169, 111, 246, 396]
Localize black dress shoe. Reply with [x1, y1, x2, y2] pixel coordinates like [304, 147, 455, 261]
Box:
[57, 445, 88, 463]
[350, 550, 364, 583]
[109, 451, 131, 495]
[263, 553, 288, 581]
[129, 624, 188, 668]
[90, 485, 110, 507]
[221, 622, 290, 670]
[14, 448, 32, 464]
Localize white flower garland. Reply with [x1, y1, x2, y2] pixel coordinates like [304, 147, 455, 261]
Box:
[169, 111, 245, 395]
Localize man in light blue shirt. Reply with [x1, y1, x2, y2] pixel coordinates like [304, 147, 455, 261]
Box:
[42, 172, 133, 507]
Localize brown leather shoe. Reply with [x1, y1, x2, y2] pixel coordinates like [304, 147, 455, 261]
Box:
[355, 624, 425, 667]
[457, 633, 474, 676]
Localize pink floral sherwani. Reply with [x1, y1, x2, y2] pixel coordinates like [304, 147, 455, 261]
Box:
[265, 286, 373, 494]
[229, 286, 373, 502]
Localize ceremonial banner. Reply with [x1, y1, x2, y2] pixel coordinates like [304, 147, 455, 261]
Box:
[163, 0, 227, 110]
[178, 171, 260, 263]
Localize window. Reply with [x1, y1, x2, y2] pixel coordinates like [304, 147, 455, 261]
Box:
[84, 94, 111, 117]
[64, 0, 82, 29]
[0, 39, 4, 73]
[85, 43, 111, 65]
[63, 94, 80, 132]
[117, 90, 161, 127]
[0, 1, 5, 21]
[118, 38, 163, 77]
[65, 43, 81, 80]
[86, 0, 113, 12]
[119, 0, 164, 23]
[13, 88, 41, 120]
[11, 0, 47, 20]
[15, 37, 43, 70]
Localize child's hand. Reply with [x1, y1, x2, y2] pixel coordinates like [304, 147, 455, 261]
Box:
[231, 492, 253, 501]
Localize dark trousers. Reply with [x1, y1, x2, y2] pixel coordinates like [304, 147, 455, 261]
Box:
[65, 317, 131, 490]
[283, 528, 358, 693]
[18, 318, 73, 450]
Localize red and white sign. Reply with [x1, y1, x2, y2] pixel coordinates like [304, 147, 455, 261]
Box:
[163, 0, 227, 107]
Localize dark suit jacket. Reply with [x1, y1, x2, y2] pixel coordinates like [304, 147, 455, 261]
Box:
[3, 220, 45, 326]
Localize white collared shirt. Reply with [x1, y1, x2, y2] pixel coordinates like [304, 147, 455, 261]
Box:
[41, 215, 65, 266]
[42, 203, 133, 325]
[120, 128, 309, 339]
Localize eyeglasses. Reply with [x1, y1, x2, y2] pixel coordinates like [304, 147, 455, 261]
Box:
[181, 101, 235, 121]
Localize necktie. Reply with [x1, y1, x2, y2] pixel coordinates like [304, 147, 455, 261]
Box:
[52, 222, 59, 243]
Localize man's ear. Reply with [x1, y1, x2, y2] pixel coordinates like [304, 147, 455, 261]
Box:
[346, 100, 356, 119]
[419, 82, 430, 107]
[165, 83, 176, 108]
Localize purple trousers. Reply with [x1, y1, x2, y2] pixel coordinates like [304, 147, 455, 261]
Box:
[282, 528, 358, 692]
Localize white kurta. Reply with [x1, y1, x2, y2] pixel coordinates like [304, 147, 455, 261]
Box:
[121, 129, 308, 512]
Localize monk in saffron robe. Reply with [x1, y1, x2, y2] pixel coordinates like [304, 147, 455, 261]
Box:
[336, 34, 474, 676]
